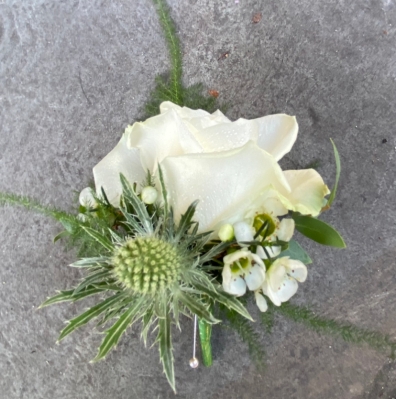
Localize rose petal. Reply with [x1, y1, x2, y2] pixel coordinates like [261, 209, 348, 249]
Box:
[253, 114, 298, 161]
[160, 141, 291, 232]
[281, 169, 330, 216]
[93, 134, 146, 207]
[127, 110, 201, 170]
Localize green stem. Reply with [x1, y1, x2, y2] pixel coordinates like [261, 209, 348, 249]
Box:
[152, 0, 183, 104]
[198, 318, 213, 367]
[0, 191, 74, 222]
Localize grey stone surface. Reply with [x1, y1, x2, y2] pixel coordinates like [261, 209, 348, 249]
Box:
[1, 0, 396, 398]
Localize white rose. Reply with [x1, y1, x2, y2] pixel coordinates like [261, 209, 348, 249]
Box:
[93, 101, 329, 234]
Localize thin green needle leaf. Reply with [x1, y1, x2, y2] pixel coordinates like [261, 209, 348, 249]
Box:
[58, 293, 125, 342]
[327, 139, 341, 208]
[292, 213, 346, 248]
[81, 226, 114, 252]
[92, 297, 146, 362]
[0, 191, 75, 222]
[277, 302, 396, 356]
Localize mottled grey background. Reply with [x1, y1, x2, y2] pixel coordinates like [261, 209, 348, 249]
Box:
[1, 0, 396, 398]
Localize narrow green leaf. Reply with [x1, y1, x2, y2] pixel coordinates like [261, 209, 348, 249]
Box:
[176, 291, 220, 324]
[327, 139, 341, 207]
[53, 230, 70, 243]
[81, 226, 114, 252]
[120, 174, 153, 234]
[292, 214, 346, 248]
[279, 239, 312, 264]
[92, 297, 146, 362]
[158, 302, 176, 392]
[73, 270, 112, 294]
[58, 293, 125, 342]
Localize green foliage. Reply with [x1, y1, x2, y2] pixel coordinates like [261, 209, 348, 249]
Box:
[327, 139, 341, 208]
[143, 0, 222, 119]
[292, 213, 346, 248]
[0, 191, 74, 222]
[276, 302, 396, 357]
[279, 239, 312, 264]
[219, 305, 266, 369]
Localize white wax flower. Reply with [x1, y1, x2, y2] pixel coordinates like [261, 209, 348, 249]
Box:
[218, 224, 234, 242]
[79, 187, 98, 208]
[261, 257, 307, 306]
[141, 186, 158, 204]
[222, 248, 266, 297]
[93, 101, 329, 231]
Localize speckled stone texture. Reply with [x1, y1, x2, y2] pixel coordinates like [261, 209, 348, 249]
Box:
[1, 0, 396, 398]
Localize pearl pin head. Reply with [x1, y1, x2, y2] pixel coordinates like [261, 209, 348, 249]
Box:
[189, 357, 199, 369]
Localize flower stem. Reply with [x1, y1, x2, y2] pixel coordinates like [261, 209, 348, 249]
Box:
[198, 318, 213, 367]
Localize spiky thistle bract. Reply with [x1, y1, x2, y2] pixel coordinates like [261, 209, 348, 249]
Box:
[40, 174, 252, 391]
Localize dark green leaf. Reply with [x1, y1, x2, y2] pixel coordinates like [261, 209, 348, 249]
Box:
[58, 293, 125, 342]
[279, 239, 312, 264]
[292, 214, 346, 248]
[53, 230, 70, 243]
[327, 139, 341, 207]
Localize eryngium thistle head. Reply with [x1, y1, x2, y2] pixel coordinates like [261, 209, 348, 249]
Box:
[113, 237, 183, 294]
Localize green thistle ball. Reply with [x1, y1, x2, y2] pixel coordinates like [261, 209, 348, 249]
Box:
[113, 237, 183, 294]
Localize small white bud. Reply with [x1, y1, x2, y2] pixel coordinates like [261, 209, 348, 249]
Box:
[79, 187, 97, 208]
[218, 224, 234, 242]
[141, 186, 158, 204]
